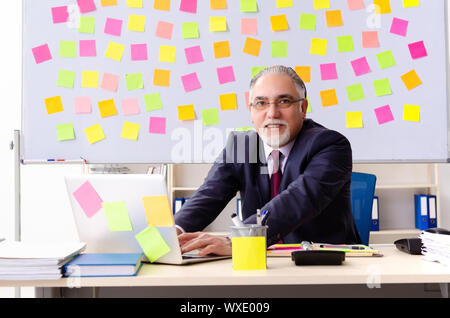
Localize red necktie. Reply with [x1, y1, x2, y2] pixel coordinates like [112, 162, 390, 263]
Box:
[270, 150, 282, 199]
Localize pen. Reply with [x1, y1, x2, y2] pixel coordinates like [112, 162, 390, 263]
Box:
[318, 244, 366, 250]
[231, 213, 245, 227]
[256, 209, 261, 225]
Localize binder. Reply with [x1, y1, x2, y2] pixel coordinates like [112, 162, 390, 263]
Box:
[414, 194, 429, 230]
[371, 196, 379, 231]
[427, 195, 437, 228]
[236, 198, 242, 218]
[173, 198, 184, 214]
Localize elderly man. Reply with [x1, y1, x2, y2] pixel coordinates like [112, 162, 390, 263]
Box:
[175, 65, 360, 256]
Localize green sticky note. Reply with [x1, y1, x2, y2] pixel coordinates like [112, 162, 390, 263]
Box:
[241, 0, 258, 12]
[60, 41, 76, 58]
[271, 41, 287, 58]
[144, 93, 163, 111]
[135, 226, 171, 263]
[236, 126, 254, 131]
[346, 83, 365, 102]
[337, 35, 354, 52]
[377, 50, 396, 69]
[373, 78, 392, 96]
[56, 123, 75, 141]
[102, 201, 133, 232]
[306, 97, 312, 113]
[78, 17, 96, 34]
[57, 70, 76, 88]
[251, 66, 266, 78]
[126, 73, 144, 90]
[299, 13, 316, 30]
[201, 108, 220, 126]
[182, 22, 199, 39]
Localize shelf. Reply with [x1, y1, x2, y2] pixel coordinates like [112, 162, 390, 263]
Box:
[171, 187, 199, 191]
[376, 184, 438, 189]
[369, 229, 422, 244]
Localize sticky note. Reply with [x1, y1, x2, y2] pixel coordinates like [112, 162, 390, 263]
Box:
[144, 93, 163, 111]
[57, 70, 76, 88]
[142, 195, 174, 226]
[210, 17, 227, 32]
[154, 0, 171, 11]
[295, 66, 311, 83]
[59, 41, 76, 58]
[77, 0, 96, 13]
[346, 112, 363, 128]
[351, 57, 371, 76]
[181, 72, 201, 92]
[149, 117, 166, 134]
[180, 0, 197, 13]
[126, 73, 144, 90]
[217, 66, 235, 84]
[78, 17, 95, 34]
[98, 99, 118, 117]
[121, 121, 140, 140]
[220, 93, 237, 110]
[408, 41, 427, 59]
[252, 67, 266, 78]
[81, 71, 99, 88]
[320, 63, 337, 80]
[135, 226, 171, 263]
[346, 83, 365, 102]
[277, 0, 293, 8]
[241, 18, 257, 35]
[32, 44, 52, 64]
[105, 42, 125, 61]
[104, 18, 122, 36]
[374, 0, 391, 14]
[240, 0, 257, 12]
[155, 21, 174, 40]
[131, 44, 148, 61]
[153, 69, 171, 86]
[178, 105, 196, 120]
[347, 0, 365, 10]
[390, 17, 408, 37]
[122, 98, 140, 116]
[326, 10, 343, 27]
[403, 104, 420, 122]
[79, 40, 96, 57]
[211, 0, 227, 9]
[271, 41, 287, 58]
[127, 0, 143, 8]
[320, 89, 338, 107]
[401, 69, 422, 90]
[158, 45, 176, 63]
[51, 6, 69, 24]
[101, 73, 120, 92]
[182, 22, 199, 38]
[101, 0, 117, 6]
[185, 45, 204, 64]
[270, 15, 289, 31]
[128, 14, 146, 32]
[337, 36, 354, 52]
[243, 37, 262, 56]
[45, 96, 64, 115]
[299, 13, 316, 31]
[362, 31, 379, 48]
[72, 181, 103, 218]
[56, 123, 75, 141]
[403, 0, 419, 7]
[232, 237, 266, 270]
[102, 201, 133, 231]
[376, 50, 396, 69]
[213, 41, 230, 59]
[74, 96, 92, 114]
[373, 78, 392, 96]
[313, 0, 330, 9]
[310, 38, 327, 56]
[236, 126, 254, 131]
[374, 105, 394, 124]
[202, 108, 220, 126]
[84, 124, 105, 144]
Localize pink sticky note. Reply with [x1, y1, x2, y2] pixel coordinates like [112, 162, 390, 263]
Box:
[77, 0, 97, 13]
[101, 73, 120, 92]
[79, 40, 96, 57]
[104, 18, 123, 36]
[390, 17, 408, 37]
[51, 6, 69, 24]
[351, 57, 371, 76]
[374, 105, 394, 125]
[180, 0, 197, 13]
[241, 18, 258, 35]
[122, 98, 140, 116]
[184, 45, 204, 64]
[320, 63, 338, 80]
[362, 31, 379, 48]
[131, 44, 148, 61]
[149, 116, 166, 134]
[155, 21, 174, 40]
[217, 66, 236, 84]
[408, 41, 428, 59]
[72, 181, 103, 218]
[74, 96, 92, 114]
[181, 72, 201, 92]
[347, 0, 365, 10]
[32, 44, 52, 64]
[244, 91, 250, 107]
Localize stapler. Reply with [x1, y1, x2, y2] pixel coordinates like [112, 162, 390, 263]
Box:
[291, 241, 345, 265]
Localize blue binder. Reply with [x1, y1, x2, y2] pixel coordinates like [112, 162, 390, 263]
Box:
[173, 198, 184, 214]
[414, 194, 429, 230]
[370, 196, 379, 231]
[427, 195, 437, 228]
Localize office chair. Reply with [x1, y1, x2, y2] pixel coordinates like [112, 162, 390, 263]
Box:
[350, 172, 377, 246]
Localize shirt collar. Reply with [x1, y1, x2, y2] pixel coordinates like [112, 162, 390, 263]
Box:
[263, 137, 296, 162]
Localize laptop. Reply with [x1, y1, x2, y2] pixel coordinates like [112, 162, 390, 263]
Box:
[64, 174, 230, 265]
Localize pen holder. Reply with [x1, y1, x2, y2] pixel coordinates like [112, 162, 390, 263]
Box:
[231, 225, 268, 270]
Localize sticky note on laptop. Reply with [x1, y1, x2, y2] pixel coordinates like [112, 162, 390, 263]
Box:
[142, 195, 174, 226]
[102, 201, 133, 231]
[135, 226, 171, 263]
[72, 181, 103, 218]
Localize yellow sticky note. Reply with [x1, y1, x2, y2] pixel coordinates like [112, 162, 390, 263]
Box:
[213, 41, 230, 58]
[374, 0, 391, 14]
[121, 122, 140, 140]
[178, 105, 196, 120]
[403, 0, 419, 7]
[219, 93, 237, 110]
[403, 104, 420, 122]
[105, 42, 125, 61]
[346, 112, 363, 128]
[154, 0, 171, 10]
[153, 69, 171, 86]
[270, 14, 289, 31]
[101, 0, 117, 6]
[128, 14, 145, 32]
[84, 124, 105, 144]
[232, 237, 266, 270]
[313, 0, 330, 9]
[211, 0, 227, 9]
[127, 0, 143, 8]
[325, 10, 343, 27]
[295, 66, 311, 83]
[310, 38, 327, 56]
[44, 96, 64, 115]
[81, 71, 99, 88]
[243, 37, 262, 56]
[210, 17, 227, 32]
[320, 89, 338, 107]
[142, 195, 174, 227]
[276, 0, 293, 8]
[158, 45, 176, 63]
[401, 69, 422, 90]
[98, 99, 118, 118]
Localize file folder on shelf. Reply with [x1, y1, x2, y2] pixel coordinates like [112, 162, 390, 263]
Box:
[414, 194, 429, 230]
[173, 198, 184, 214]
[371, 196, 379, 231]
[428, 195, 437, 228]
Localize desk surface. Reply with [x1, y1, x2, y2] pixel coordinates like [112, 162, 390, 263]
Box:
[2, 246, 450, 288]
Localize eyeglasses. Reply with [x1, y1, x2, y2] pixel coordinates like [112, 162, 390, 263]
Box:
[250, 98, 303, 111]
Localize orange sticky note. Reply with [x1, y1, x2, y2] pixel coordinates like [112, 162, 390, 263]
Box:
[320, 89, 338, 107]
[45, 96, 64, 115]
[270, 14, 289, 31]
[178, 104, 196, 120]
[153, 69, 171, 86]
[401, 69, 422, 90]
[142, 195, 174, 227]
[213, 41, 230, 58]
[211, 0, 227, 9]
[326, 10, 343, 27]
[295, 66, 311, 83]
[154, 0, 171, 10]
[219, 93, 237, 110]
[374, 0, 391, 14]
[101, 0, 117, 6]
[98, 99, 118, 118]
[243, 37, 262, 56]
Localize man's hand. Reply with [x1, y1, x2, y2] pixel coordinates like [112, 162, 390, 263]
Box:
[178, 232, 232, 256]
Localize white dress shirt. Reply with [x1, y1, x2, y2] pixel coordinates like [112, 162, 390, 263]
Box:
[263, 138, 296, 176]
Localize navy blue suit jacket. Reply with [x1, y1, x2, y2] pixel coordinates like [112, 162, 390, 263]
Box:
[174, 119, 361, 246]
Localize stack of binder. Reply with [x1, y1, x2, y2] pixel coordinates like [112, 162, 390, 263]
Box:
[414, 194, 437, 230]
[420, 230, 450, 266]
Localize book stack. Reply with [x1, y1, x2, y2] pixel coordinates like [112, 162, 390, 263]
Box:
[0, 240, 86, 280]
[420, 230, 450, 266]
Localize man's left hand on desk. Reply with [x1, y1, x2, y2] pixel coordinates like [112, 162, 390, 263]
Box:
[178, 232, 232, 256]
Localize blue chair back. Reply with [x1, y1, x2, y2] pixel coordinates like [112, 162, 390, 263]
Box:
[350, 172, 377, 246]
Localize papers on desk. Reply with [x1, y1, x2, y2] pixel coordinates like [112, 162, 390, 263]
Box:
[420, 231, 450, 266]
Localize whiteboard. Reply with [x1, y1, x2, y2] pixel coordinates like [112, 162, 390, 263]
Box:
[22, 0, 448, 163]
